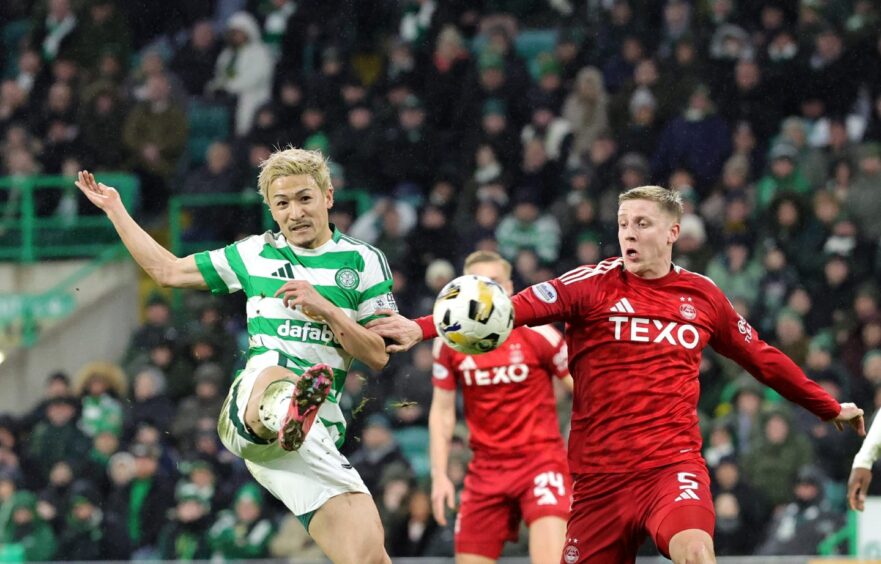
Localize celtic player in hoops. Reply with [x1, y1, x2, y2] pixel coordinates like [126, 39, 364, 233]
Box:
[75, 149, 394, 564]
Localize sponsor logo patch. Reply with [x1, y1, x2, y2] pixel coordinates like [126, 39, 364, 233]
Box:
[532, 282, 558, 304]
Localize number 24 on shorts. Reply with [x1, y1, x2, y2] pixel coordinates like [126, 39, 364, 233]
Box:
[534, 472, 566, 506]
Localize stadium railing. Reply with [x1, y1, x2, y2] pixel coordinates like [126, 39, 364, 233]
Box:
[0, 173, 139, 262]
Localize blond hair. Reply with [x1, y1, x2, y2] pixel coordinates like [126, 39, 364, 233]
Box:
[464, 250, 512, 279]
[257, 147, 331, 204]
[618, 185, 683, 221]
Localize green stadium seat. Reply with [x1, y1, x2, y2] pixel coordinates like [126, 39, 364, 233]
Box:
[393, 426, 431, 479]
[187, 101, 231, 166]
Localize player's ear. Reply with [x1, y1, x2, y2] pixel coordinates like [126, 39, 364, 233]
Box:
[668, 221, 680, 245]
[325, 186, 334, 209]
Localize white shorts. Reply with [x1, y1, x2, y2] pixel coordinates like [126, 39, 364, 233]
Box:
[217, 352, 368, 520]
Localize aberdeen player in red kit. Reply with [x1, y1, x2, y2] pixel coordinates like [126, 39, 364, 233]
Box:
[431, 251, 573, 564]
[368, 186, 866, 564]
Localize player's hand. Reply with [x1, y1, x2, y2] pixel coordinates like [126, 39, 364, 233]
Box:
[274, 280, 333, 319]
[431, 473, 456, 526]
[365, 309, 422, 353]
[830, 402, 866, 435]
[75, 170, 123, 214]
[847, 467, 872, 511]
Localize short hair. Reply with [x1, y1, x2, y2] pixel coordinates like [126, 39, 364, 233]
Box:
[257, 147, 331, 204]
[618, 186, 683, 222]
[463, 250, 512, 279]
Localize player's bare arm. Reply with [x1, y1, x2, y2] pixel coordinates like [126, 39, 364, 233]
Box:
[428, 386, 457, 526]
[848, 468, 872, 512]
[848, 410, 881, 511]
[365, 309, 423, 353]
[75, 171, 207, 290]
[275, 281, 388, 370]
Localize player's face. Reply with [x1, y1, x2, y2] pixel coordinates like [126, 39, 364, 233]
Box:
[617, 199, 679, 278]
[465, 261, 514, 296]
[269, 174, 334, 249]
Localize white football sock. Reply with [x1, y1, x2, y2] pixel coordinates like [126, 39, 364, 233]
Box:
[258, 380, 295, 433]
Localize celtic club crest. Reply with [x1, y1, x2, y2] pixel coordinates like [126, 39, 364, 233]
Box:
[335, 267, 360, 290]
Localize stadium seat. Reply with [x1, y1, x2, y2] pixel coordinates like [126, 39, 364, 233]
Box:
[187, 100, 231, 166]
[393, 426, 431, 479]
[2, 20, 31, 77]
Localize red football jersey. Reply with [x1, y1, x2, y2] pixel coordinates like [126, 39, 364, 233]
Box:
[433, 325, 570, 457]
[508, 257, 841, 473]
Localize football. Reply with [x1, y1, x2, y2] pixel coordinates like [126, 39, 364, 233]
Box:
[433, 275, 514, 355]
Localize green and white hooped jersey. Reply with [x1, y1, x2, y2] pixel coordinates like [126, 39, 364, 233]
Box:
[195, 226, 396, 445]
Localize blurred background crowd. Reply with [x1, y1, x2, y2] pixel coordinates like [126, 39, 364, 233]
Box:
[2, 0, 881, 559]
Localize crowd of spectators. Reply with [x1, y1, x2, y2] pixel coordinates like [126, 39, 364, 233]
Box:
[2, 0, 881, 559]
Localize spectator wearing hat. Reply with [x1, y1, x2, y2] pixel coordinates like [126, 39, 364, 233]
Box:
[527, 53, 567, 114]
[465, 98, 520, 173]
[705, 235, 763, 309]
[57, 480, 130, 560]
[805, 26, 859, 118]
[171, 363, 225, 451]
[349, 414, 412, 495]
[28, 0, 79, 64]
[755, 143, 811, 213]
[208, 11, 273, 135]
[495, 190, 562, 264]
[26, 396, 90, 487]
[753, 246, 801, 335]
[718, 59, 782, 142]
[562, 67, 609, 162]
[653, 83, 731, 190]
[73, 361, 126, 439]
[756, 466, 843, 555]
[808, 253, 856, 333]
[404, 203, 460, 285]
[0, 490, 57, 561]
[106, 442, 175, 559]
[78, 81, 127, 170]
[673, 213, 713, 274]
[456, 50, 524, 133]
[157, 482, 213, 560]
[72, 0, 131, 73]
[209, 483, 275, 559]
[602, 34, 645, 95]
[617, 86, 662, 160]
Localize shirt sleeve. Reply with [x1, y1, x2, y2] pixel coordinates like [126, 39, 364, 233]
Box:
[431, 338, 457, 391]
[356, 248, 396, 325]
[853, 412, 881, 470]
[708, 286, 840, 421]
[194, 241, 248, 295]
[527, 325, 570, 379]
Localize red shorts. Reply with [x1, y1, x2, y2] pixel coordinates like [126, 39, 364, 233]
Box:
[455, 447, 571, 559]
[561, 459, 714, 564]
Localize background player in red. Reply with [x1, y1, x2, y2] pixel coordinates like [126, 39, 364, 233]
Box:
[431, 251, 573, 564]
[368, 186, 866, 564]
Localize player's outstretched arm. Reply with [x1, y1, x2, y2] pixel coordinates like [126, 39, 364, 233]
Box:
[428, 387, 457, 526]
[365, 309, 424, 353]
[75, 171, 207, 290]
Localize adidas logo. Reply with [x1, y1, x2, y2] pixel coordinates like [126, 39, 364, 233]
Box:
[458, 356, 477, 370]
[674, 489, 700, 502]
[271, 263, 296, 279]
[609, 297, 635, 313]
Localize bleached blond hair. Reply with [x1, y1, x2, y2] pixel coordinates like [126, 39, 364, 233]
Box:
[618, 185, 683, 222]
[257, 147, 331, 204]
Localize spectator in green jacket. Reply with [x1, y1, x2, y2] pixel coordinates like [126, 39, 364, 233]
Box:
[0, 491, 57, 561]
[209, 483, 275, 559]
[157, 483, 212, 561]
[755, 143, 811, 213]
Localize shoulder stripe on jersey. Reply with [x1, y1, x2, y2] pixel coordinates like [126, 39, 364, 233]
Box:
[524, 324, 562, 346]
[559, 258, 622, 285]
[195, 251, 229, 294]
[339, 233, 392, 280]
